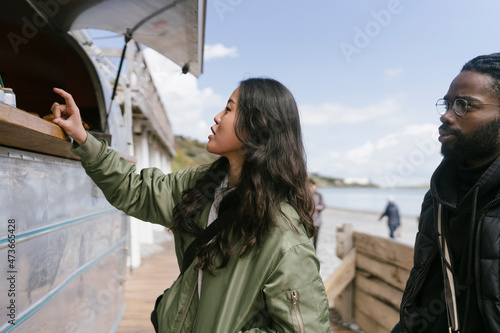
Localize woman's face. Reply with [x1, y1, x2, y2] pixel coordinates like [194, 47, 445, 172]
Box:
[206, 87, 245, 162]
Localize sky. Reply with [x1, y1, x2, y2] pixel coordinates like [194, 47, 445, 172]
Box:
[90, 0, 500, 187]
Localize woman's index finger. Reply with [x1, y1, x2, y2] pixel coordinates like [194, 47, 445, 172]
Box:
[53, 88, 78, 109]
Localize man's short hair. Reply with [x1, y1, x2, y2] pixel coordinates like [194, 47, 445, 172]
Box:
[461, 53, 500, 100]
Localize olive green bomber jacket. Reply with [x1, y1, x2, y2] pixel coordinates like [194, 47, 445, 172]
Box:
[72, 133, 331, 333]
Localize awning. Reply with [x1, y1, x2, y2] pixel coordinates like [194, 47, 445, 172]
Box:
[20, 0, 206, 77]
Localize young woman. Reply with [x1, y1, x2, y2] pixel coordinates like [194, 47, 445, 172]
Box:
[51, 78, 331, 332]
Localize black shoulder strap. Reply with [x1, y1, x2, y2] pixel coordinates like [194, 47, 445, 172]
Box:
[180, 194, 238, 275]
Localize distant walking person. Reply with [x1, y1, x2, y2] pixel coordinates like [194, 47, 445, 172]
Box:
[309, 179, 325, 248]
[379, 196, 400, 238]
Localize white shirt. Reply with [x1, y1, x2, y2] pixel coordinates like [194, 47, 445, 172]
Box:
[198, 175, 231, 298]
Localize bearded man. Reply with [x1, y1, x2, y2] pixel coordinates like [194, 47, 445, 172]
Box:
[392, 53, 500, 333]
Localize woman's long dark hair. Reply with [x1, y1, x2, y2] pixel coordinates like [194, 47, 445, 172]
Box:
[171, 78, 314, 274]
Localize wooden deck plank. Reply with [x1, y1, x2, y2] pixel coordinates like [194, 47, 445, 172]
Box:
[116, 240, 179, 333]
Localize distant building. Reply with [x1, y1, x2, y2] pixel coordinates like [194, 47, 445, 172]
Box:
[344, 177, 371, 186]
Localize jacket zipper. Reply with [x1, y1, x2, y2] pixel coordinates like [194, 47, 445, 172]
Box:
[176, 278, 198, 333]
[290, 290, 304, 333]
[479, 196, 500, 216]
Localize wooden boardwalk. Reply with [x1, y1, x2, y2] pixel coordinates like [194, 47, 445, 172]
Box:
[116, 240, 179, 333]
[115, 239, 354, 332]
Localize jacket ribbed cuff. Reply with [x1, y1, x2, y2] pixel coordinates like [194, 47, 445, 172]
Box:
[71, 132, 107, 164]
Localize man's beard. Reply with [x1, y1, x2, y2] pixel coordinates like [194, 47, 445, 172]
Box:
[441, 117, 500, 162]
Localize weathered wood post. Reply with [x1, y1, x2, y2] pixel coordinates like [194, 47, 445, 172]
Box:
[333, 223, 354, 323]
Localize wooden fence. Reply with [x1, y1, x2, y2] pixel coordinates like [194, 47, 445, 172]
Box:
[324, 224, 414, 332]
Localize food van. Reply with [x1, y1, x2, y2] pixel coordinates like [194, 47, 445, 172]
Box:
[0, 1, 205, 331]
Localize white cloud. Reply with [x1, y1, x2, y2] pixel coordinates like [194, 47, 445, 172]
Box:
[385, 68, 403, 79]
[300, 98, 400, 125]
[329, 151, 340, 159]
[345, 141, 375, 165]
[307, 123, 441, 187]
[375, 133, 398, 150]
[204, 44, 238, 61]
[403, 123, 436, 136]
[143, 48, 225, 142]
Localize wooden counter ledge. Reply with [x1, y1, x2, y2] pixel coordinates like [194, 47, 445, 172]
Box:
[0, 103, 136, 163]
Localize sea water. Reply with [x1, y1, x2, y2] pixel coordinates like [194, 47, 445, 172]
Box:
[317, 187, 428, 217]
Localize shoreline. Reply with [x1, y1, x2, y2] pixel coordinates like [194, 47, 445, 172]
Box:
[324, 205, 420, 218]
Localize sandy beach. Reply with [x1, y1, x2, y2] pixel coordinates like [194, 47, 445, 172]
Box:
[316, 206, 419, 280]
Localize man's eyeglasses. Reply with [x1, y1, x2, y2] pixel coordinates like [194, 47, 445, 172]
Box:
[436, 98, 500, 116]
